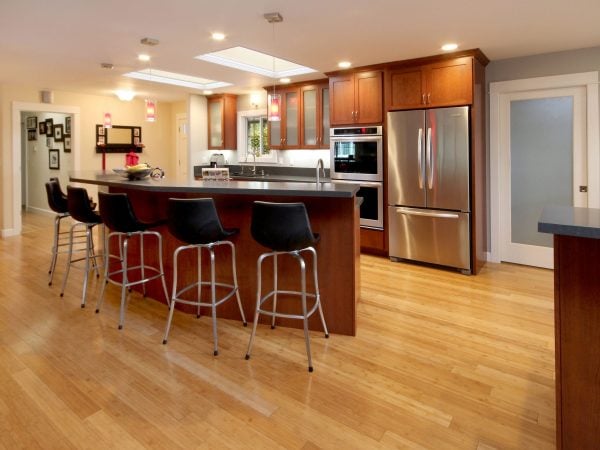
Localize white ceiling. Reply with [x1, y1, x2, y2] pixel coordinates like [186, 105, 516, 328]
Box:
[1, 0, 599, 102]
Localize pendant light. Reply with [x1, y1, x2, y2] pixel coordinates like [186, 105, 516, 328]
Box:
[145, 98, 157, 122]
[103, 112, 112, 128]
[264, 12, 283, 122]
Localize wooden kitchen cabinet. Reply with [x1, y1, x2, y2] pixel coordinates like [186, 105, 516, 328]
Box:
[387, 57, 473, 110]
[207, 94, 237, 150]
[300, 82, 330, 149]
[330, 70, 382, 126]
[268, 87, 300, 149]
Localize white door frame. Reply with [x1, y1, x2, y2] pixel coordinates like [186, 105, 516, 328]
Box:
[5, 102, 81, 237]
[175, 113, 189, 180]
[489, 71, 599, 264]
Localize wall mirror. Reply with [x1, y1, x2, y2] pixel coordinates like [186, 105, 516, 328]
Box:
[95, 124, 143, 153]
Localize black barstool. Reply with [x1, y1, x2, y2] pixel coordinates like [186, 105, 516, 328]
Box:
[162, 198, 247, 355]
[95, 192, 169, 329]
[245, 201, 329, 372]
[60, 186, 104, 307]
[45, 180, 71, 285]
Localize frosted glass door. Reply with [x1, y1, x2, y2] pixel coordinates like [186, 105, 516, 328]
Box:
[285, 91, 298, 146]
[500, 86, 587, 268]
[303, 88, 317, 146]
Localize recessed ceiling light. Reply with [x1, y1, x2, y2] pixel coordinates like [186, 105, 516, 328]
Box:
[441, 43, 458, 51]
[138, 54, 151, 62]
[196, 46, 317, 78]
[338, 61, 351, 69]
[203, 90, 213, 95]
[212, 32, 226, 41]
[279, 78, 291, 84]
[123, 69, 231, 90]
[115, 90, 135, 101]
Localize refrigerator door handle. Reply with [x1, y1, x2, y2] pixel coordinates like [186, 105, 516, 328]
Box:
[426, 127, 433, 189]
[395, 207, 459, 219]
[417, 128, 424, 189]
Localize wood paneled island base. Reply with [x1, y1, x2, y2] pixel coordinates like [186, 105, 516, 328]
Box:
[71, 172, 360, 336]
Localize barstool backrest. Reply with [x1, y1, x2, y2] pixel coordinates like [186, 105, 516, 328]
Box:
[45, 180, 68, 214]
[251, 201, 319, 251]
[168, 198, 231, 244]
[66, 186, 101, 224]
[98, 192, 143, 233]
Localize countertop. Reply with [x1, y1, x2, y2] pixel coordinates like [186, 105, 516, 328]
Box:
[538, 205, 600, 239]
[69, 170, 358, 198]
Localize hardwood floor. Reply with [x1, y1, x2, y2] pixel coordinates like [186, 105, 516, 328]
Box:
[0, 211, 555, 449]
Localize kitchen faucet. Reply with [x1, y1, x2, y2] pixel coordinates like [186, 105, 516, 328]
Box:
[315, 158, 325, 185]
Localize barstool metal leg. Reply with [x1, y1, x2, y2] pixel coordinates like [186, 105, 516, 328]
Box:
[140, 233, 146, 297]
[118, 236, 130, 330]
[96, 232, 111, 314]
[163, 246, 182, 345]
[271, 253, 278, 329]
[297, 253, 313, 372]
[59, 223, 76, 298]
[156, 233, 170, 307]
[48, 214, 62, 285]
[80, 225, 92, 308]
[209, 247, 219, 356]
[245, 253, 267, 360]
[309, 247, 329, 338]
[229, 242, 247, 326]
[196, 246, 202, 318]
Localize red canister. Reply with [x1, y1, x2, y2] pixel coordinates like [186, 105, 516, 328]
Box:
[125, 151, 139, 166]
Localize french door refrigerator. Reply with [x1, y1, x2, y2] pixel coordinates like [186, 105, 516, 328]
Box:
[387, 106, 471, 272]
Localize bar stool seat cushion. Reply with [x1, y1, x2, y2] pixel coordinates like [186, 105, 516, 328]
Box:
[99, 192, 165, 233]
[45, 180, 68, 214]
[167, 198, 237, 245]
[251, 201, 319, 252]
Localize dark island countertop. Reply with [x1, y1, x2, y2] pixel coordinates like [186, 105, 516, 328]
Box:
[538, 205, 600, 239]
[70, 171, 358, 198]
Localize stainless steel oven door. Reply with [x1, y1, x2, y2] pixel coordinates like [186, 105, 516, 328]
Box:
[332, 180, 383, 229]
[330, 135, 383, 182]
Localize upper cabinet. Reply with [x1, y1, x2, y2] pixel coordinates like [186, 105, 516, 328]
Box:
[329, 70, 383, 126]
[387, 57, 473, 110]
[207, 94, 237, 150]
[301, 82, 330, 149]
[268, 87, 300, 150]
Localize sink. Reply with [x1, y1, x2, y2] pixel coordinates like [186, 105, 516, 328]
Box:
[231, 172, 267, 178]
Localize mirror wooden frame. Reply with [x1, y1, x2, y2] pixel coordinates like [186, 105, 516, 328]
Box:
[95, 124, 143, 153]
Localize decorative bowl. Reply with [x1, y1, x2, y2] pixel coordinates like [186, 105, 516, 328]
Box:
[113, 167, 153, 180]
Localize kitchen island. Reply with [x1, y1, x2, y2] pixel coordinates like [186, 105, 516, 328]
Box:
[538, 205, 600, 449]
[70, 171, 360, 336]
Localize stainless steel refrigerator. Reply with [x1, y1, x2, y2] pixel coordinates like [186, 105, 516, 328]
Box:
[387, 107, 471, 272]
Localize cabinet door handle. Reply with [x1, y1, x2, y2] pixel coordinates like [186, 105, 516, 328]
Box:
[427, 93, 430, 104]
[422, 94, 425, 104]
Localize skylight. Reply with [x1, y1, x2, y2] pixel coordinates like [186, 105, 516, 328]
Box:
[195, 46, 317, 78]
[123, 69, 231, 90]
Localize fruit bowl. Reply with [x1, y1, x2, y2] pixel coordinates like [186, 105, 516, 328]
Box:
[113, 167, 153, 180]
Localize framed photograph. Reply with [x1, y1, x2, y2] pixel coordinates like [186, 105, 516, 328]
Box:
[45, 118, 54, 136]
[53, 124, 64, 142]
[97, 124, 105, 136]
[46, 137, 52, 147]
[97, 135, 105, 145]
[27, 130, 37, 141]
[134, 136, 140, 145]
[64, 135, 71, 152]
[133, 127, 140, 137]
[26, 116, 37, 130]
[65, 116, 72, 134]
[39, 121, 46, 135]
[49, 149, 60, 170]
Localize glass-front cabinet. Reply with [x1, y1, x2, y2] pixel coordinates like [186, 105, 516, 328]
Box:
[301, 82, 329, 149]
[207, 94, 237, 150]
[268, 87, 299, 150]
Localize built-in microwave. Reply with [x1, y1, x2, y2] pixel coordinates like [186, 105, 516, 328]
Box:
[330, 126, 383, 182]
[332, 180, 383, 229]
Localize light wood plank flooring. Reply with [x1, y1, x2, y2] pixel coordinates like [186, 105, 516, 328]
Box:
[0, 211, 555, 449]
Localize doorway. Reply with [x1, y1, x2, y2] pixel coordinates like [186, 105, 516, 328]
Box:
[490, 72, 599, 268]
[176, 113, 189, 178]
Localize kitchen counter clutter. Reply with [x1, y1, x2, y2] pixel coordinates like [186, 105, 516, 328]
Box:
[538, 205, 600, 449]
[193, 164, 330, 183]
[70, 170, 361, 336]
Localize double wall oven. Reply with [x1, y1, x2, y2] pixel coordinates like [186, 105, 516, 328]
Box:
[330, 126, 383, 229]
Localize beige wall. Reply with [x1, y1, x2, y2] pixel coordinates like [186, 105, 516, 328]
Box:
[0, 84, 178, 234]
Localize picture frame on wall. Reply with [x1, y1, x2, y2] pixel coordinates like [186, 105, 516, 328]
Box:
[27, 130, 37, 141]
[46, 137, 52, 147]
[45, 118, 53, 136]
[39, 121, 46, 135]
[26, 116, 37, 130]
[49, 149, 60, 170]
[53, 124, 64, 142]
[97, 135, 105, 145]
[65, 116, 72, 134]
[64, 135, 71, 152]
[97, 124, 105, 136]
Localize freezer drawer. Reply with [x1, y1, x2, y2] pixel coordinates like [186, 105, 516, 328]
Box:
[388, 206, 471, 271]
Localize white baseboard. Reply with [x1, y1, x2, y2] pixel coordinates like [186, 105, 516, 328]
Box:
[1, 228, 19, 237]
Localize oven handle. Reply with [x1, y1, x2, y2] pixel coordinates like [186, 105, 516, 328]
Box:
[330, 136, 382, 142]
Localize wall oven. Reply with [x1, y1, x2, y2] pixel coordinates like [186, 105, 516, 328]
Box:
[330, 126, 383, 182]
[332, 180, 383, 229]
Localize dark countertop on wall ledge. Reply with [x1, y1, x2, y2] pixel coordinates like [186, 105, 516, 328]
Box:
[69, 170, 357, 199]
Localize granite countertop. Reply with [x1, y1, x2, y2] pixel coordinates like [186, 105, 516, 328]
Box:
[69, 171, 358, 198]
[538, 205, 600, 239]
[193, 164, 329, 183]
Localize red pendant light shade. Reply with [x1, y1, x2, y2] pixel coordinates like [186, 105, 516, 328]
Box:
[145, 99, 156, 122]
[103, 112, 112, 128]
[267, 93, 281, 122]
